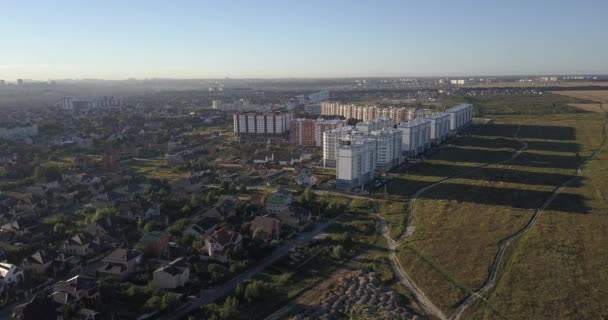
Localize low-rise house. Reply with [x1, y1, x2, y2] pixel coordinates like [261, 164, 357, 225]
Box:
[1, 217, 39, 237]
[60, 233, 101, 257]
[85, 217, 122, 242]
[152, 257, 190, 289]
[21, 249, 57, 278]
[204, 196, 238, 219]
[138, 231, 170, 257]
[277, 206, 312, 231]
[97, 247, 142, 278]
[186, 217, 219, 240]
[265, 190, 292, 214]
[250, 215, 281, 241]
[0, 262, 24, 286]
[217, 173, 238, 183]
[296, 169, 317, 188]
[205, 228, 242, 258]
[51, 275, 99, 306]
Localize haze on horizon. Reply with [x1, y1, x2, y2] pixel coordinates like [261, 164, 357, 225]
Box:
[2, 0, 608, 80]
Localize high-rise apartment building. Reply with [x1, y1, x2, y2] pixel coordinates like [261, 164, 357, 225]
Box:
[446, 104, 473, 133]
[233, 112, 292, 135]
[427, 112, 451, 143]
[290, 119, 316, 146]
[370, 128, 403, 172]
[336, 137, 377, 190]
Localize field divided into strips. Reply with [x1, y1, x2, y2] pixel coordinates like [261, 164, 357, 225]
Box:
[468, 106, 608, 318]
[551, 90, 608, 113]
[381, 108, 604, 317]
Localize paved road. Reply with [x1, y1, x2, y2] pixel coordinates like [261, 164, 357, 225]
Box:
[451, 111, 608, 320]
[160, 214, 344, 320]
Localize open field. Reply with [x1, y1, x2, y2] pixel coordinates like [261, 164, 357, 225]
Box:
[465, 96, 608, 319]
[385, 95, 606, 318]
[127, 158, 190, 182]
[464, 93, 591, 116]
[551, 90, 608, 112]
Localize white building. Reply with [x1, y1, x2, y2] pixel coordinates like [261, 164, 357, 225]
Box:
[314, 119, 346, 147]
[445, 103, 473, 133]
[212, 100, 222, 110]
[323, 126, 354, 167]
[356, 118, 392, 133]
[233, 112, 292, 135]
[152, 258, 190, 289]
[370, 128, 402, 172]
[399, 118, 431, 157]
[0, 263, 24, 286]
[427, 112, 451, 143]
[336, 137, 377, 190]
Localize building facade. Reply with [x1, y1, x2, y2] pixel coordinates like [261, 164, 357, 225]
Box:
[233, 112, 292, 135]
[428, 112, 451, 143]
[290, 119, 316, 146]
[336, 137, 377, 190]
[370, 128, 403, 172]
[446, 103, 473, 133]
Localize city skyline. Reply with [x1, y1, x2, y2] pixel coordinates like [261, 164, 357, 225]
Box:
[2, 0, 608, 80]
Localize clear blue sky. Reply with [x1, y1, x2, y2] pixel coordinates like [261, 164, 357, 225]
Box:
[2, 0, 607, 79]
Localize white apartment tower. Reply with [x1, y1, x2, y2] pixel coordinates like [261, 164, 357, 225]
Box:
[336, 137, 377, 190]
[445, 104, 473, 133]
[427, 112, 451, 143]
[233, 112, 292, 135]
[370, 128, 403, 172]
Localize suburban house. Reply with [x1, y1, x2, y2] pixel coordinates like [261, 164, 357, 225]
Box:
[265, 190, 292, 214]
[97, 247, 142, 278]
[0, 262, 24, 286]
[205, 228, 243, 258]
[85, 217, 122, 242]
[205, 196, 239, 219]
[277, 206, 312, 231]
[21, 249, 57, 278]
[1, 217, 39, 237]
[138, 231, 170, 257]
[185, 216, 219, 240]
[152, 257, 190, 289]
[250, 215, 281, 240]
[60, 233, 101, 257]
[51, 275, 100, 305]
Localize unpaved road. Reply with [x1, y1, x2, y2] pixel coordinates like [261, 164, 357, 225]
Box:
[451, 106, 608, 320]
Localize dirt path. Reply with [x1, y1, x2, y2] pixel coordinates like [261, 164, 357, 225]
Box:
[387, 125, 527, 320]
[451, 107, 608, 320]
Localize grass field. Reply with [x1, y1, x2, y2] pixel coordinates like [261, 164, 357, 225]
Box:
[465, 100, 608, 319]
[128, 158, 190, 181]
[551, 90, 608, 113]
[465, 92, 591, 116]
[382, 93, 607, 318]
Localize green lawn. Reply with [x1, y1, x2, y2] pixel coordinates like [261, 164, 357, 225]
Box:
[128, 158, 190, 181]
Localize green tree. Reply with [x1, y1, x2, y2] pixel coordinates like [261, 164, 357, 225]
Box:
[332, 245, 344, 259]
[53, 222, 66, 235]
[244, 280, 266, 304]
[144, 221, 164, 232]
[160, 293, 178, 311]
[218, 296, 240, 319]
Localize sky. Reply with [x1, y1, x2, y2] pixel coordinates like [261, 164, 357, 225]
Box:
[1, 0, 608, 80]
